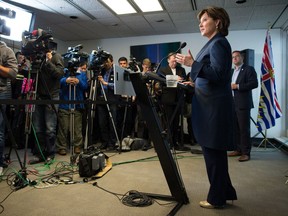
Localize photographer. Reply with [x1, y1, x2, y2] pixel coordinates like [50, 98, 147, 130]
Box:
[30, 49, 64, 164]
[0, 41, 18, 175]
[56, 62, 88, 155]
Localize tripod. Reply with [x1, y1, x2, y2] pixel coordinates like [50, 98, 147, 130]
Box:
[68, 81, 77, 164]
[3, 63, 39, 189]
[1, 103, 29, 190]
[99, 81, 120, 150]
[84, 70, 98, 150]
[83, 70, 120, 151]
[250, 117, 278, 149]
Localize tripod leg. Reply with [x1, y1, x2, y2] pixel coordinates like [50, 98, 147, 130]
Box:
[84, 78, 97, 149]
[99, 82, 120, 149]
[0, 105, 24, 170]
[119, 97, 130, 152]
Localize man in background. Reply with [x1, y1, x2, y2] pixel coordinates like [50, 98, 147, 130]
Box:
[97, 54, 120, 150]
[157, 53, 186, 149]
[56, 62, 88, 155]
[30, 49, 64, 164]
[228, 50, 258, 162]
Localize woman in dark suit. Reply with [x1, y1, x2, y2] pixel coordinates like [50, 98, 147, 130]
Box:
[176, 6, 237, 209]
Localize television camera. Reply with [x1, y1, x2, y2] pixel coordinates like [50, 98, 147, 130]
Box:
[21, 29, 57, 65]
[88, 47, 111, 72]
[62, 44, 89, 76]
[128, 56, 140, 72]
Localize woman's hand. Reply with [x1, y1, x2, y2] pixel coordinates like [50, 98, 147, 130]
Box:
[176, 49, 194, 67]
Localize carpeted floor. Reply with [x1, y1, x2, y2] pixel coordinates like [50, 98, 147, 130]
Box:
[0, 143, 287, 216]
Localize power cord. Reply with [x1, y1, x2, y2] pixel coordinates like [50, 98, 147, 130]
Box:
[92, 182, 175, 208]
[122, 190, 153, 207]
[0, 190, 15, 214]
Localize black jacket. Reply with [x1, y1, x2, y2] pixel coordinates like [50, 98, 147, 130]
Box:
[232, 64, 258, 110]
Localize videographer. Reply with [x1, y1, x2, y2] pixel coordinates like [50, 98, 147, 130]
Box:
[0, 41, 18, 175]
[30, 49, 64, 164]
[117, 57, 137, 139]
[56, 62, 88, 155]
[97, 54, 120, 150]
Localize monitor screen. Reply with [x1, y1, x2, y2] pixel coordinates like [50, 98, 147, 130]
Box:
[114, 64, 136, 96]
[0, 1, 34, 41]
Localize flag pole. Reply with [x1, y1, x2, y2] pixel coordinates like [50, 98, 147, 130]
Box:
[256, 30, 282, 150]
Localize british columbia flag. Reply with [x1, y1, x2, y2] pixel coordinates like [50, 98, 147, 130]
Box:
[256, 30, 282, 132]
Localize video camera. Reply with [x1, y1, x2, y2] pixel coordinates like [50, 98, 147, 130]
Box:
[88, 47, 110, 71]
[62, 44, 89, 76]
[128, 56, 140, 72]
[21, 29, 57, 62]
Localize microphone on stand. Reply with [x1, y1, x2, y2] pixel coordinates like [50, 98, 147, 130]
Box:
[154, 42, 187, 76]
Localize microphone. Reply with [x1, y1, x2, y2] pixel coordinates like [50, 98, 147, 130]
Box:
[154, 42, 187, 76]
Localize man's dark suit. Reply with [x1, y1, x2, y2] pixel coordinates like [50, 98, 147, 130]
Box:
[232, 64, 258, 156]
[158, 65, 186, 147]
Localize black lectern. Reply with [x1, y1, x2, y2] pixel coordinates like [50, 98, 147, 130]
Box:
[129, 72, 189, 216]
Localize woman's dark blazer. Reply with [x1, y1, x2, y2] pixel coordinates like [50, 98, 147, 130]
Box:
[190, 33, 234, 151]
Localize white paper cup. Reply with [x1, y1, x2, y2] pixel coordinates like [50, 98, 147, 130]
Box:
[166, 75, 178, 87]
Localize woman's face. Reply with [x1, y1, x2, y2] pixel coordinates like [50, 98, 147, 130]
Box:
[199, 12, 219, 39]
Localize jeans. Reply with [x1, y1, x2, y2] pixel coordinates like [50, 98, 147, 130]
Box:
[32, 98, 58, 157]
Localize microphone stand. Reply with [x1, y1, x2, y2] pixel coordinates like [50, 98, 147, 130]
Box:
[154, 42, 187, 74]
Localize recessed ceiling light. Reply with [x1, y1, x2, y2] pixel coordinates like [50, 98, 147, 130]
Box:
[70, 16, 78, 19]
[133, 0, 163, 12]
[101, 0, 137, 15]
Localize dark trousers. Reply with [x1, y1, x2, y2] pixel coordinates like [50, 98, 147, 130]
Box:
[33, 102, 58, 157]
[97, 103, 118, 147]
[234, 109, 251, 156]
[202, 146, 237, 206]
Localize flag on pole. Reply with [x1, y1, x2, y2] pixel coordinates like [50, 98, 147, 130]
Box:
[256, 30, 282, 132]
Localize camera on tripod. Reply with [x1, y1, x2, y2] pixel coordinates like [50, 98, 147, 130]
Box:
[128, 56, 140, 72]
[88, 47, 110, 71]
[21, 29, 57, 64]
[62, 44, 89, 76]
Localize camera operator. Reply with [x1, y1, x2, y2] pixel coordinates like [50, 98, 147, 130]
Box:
[56, 62, 88, 155]
[30, 49, 64, 164]
[117, 57, 137, 139]
[0, 41, 18, 175]
[97, 54, 120, 150]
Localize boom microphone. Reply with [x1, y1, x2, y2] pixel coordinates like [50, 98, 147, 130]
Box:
[154, 42, 187, 76]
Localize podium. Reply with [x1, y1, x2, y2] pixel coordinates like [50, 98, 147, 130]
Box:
[129, 72, 189, 216]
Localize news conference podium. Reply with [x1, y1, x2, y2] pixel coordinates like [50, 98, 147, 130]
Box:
[129, 72, 189, 216]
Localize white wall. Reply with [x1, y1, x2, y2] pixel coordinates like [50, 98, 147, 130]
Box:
[56, 29, 288, 138]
